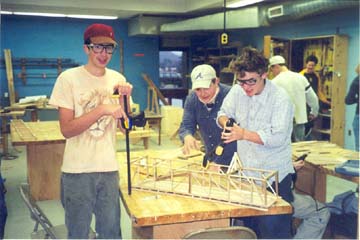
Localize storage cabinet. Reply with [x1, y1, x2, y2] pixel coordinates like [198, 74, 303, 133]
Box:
[191, 43, 241, 85]
[264, 35, 348, 146]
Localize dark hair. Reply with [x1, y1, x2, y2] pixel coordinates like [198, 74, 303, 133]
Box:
[84, 38, 91, 45]
[232, 47, 268, 77]
[306, 55, 318, 64]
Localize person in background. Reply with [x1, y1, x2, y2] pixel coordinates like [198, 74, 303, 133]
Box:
[345, 64, 359, 151]
[217, 47, 294, 239]
[269, 55, 319, 142]
[291, 160, 330, 239]
[300, 55, 331, 111]
[179, 64, 237, 166]
[0, 161, 7, 239]
[49, 23, 132, 239]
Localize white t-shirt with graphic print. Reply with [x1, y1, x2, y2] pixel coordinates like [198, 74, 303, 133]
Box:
[49, 66, 126, 173]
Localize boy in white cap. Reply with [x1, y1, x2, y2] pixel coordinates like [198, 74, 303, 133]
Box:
[49, 23, 132, 239]
[179, 64, 237, 166]
[269, 55, 319, 142]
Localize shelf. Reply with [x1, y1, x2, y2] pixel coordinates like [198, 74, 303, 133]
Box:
[191, 45, 239, 75]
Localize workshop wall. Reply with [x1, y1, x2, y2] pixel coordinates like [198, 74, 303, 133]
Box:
[1, 7, 358, 150]
[0, 15, 159, 111]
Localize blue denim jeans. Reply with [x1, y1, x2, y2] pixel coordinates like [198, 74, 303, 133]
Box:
[61, 171, 121, 239]
[353, 114, 359, 151]
[293, 123, 305, 142]
[0, 172, 7, 239]
[242, 174, 294, 239]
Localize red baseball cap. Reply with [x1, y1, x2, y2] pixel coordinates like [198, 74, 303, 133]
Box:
[84, 23, 116, 44]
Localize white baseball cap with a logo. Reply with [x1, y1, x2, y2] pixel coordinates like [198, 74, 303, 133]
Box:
[269, 55, 286, 67]
[191, 64, 216, 90]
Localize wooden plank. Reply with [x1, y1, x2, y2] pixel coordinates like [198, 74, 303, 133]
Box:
[331, 35, 348, 147]
[4, 49, 16, 105]
[263, 35, 272, 59]
[142, 74, 169, 106]
[117, 129, 155, 139]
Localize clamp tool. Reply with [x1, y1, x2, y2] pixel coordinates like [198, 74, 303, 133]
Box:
[114, 90, 146, 195]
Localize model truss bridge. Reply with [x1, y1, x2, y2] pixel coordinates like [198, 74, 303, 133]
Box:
[124, 152, 280, 211]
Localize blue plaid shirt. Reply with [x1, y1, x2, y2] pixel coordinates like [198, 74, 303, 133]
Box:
[179, 83, 237, 165]
[217, 80, 295, 182]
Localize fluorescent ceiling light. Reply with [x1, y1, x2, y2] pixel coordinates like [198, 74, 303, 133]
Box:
[3, 11, 118, 19]
[227, 0, 265, 8]
[67, 14, 118, 20]
[13, 12, 66, 17]
[0, 11, 12, 15]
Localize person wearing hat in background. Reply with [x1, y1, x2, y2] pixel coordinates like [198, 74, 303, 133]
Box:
[269, 55, 319, 142]
[269, 55, 330, 239]
[217, 47, 294, 239]
[179, 64, 237, 166]
[49, 23, 132, 239]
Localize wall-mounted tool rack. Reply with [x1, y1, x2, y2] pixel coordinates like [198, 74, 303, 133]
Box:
[1, 57, 80, 85]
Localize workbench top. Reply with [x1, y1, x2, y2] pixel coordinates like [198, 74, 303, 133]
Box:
[117, 150, 292, 227]
[10, 120, 65, 145]
[292, 141, 359, 183]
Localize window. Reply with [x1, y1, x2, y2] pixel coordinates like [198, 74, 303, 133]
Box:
[159, 51, 187, 89]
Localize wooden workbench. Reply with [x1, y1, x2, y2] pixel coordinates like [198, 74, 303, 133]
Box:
[292, 141, 359, 202]
[11, 120, 65, 200]
[117, 150, 292, 239]
[10, 120, 158, 200]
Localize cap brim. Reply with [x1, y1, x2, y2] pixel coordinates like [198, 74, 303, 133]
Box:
[90, 36, 117, 45]
[192, 80, 212, 90]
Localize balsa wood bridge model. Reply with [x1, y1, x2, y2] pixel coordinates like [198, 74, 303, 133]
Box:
[124, 152, 280, 211]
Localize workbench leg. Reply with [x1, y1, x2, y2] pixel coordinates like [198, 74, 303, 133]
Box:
[30, 110, 38, 122]
[158, 119, 161, 145]
[1, 117, 17, 160]
[143, 138, 149, 149]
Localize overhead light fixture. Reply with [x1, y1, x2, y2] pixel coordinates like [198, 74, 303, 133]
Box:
[0, 11, 12, 15]
[227, 0, 265, 8]
[13, 12, 66, 17]
[68, 14, 118, 20]
[2, 11, 118, 19]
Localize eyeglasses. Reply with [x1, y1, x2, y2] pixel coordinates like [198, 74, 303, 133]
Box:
[87, 43, 116, 54]
[236, 77, 258, 86]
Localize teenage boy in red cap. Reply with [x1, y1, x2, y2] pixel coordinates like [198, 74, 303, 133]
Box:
[49, 23, 132, 239]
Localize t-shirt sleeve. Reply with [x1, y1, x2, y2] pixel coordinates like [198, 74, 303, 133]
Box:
[49, 72, 74, 110]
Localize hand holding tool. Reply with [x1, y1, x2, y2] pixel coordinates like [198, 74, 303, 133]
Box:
[202, 118, 235, 169]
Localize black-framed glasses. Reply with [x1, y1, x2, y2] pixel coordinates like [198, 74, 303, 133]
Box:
[236, 77, 258, 86]
[87, 43, 116, 54]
